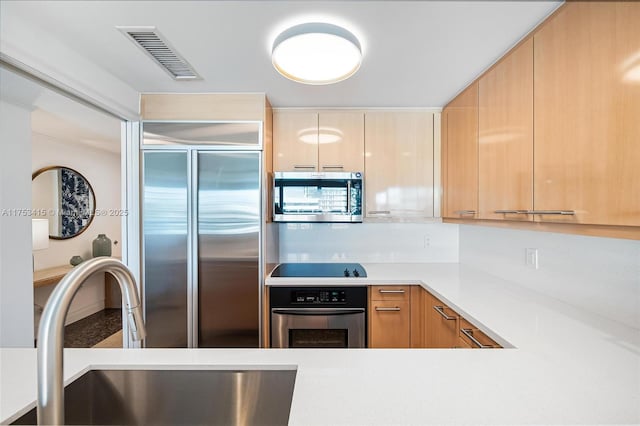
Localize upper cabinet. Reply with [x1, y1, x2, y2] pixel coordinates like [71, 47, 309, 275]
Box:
[441, 1, 640, 236]
[533, 2, 640, 226]
[273, 111, 319, 171]
[318, 112, 365, 172]
[478, 38, 534, 221]
[364, 111, 436, 219]
[273, 110, 364, 172]
[442, 83, 478, 219]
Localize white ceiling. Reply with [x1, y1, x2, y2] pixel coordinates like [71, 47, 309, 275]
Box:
[1, 1, 562, 111]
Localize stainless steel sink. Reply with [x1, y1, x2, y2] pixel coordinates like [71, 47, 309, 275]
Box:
[12, 369, 296, 425]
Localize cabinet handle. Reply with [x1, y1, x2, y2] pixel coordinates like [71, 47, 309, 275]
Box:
[453, 210, 476, 215]
[375, 307, 401, 312]
[460, 328, 492, 348]
[293, 165, 316, 169]
[378, 289, 405, 294]
[368, 210, 391, 215]
[322, 165, 344, 169]
[494, 210, 529, 214]
[433, 305, 456, 321]
[525, 210, 575, 215]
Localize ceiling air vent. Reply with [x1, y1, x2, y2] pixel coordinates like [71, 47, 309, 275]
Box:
[117, 26, 200, 80]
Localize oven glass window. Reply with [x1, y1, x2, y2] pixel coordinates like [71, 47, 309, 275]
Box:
[289, 329, 348, 348]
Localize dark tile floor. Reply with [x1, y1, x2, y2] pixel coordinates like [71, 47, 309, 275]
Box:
[64, 308, 122, 348]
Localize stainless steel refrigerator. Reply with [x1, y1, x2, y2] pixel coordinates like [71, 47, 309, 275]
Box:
[141, 122, 263, 348]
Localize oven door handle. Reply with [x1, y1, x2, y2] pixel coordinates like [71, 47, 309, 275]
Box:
[271, 308, 365, 316]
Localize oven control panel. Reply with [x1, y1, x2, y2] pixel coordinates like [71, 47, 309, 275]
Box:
[293, 290, 346, 304]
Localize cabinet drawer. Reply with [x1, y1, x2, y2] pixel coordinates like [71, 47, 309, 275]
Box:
[370, 285, 410, 301]
[459, 318, 500, 349]
[455, 335, 473, 349]
[369, 300, 410, 348]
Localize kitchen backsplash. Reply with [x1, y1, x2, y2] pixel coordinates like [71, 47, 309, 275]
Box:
[459, 225, 640, 329]
[279, 222, 459, 263]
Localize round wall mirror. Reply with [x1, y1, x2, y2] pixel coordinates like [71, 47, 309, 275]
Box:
[32, 166, 96, 239]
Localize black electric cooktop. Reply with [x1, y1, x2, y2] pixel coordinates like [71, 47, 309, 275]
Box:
[271, 263, 367, 278]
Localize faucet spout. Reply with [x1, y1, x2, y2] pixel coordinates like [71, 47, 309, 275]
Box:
[36, 257, 146, 425]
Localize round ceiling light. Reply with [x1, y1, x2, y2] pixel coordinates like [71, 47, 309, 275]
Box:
[272, 22, 362, 85]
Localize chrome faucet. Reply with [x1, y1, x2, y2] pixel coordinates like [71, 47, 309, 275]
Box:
[37, 257, 146, 425]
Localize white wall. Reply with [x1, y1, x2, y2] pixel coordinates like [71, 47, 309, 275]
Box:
[32, 133, 121, 324]
[0, 100, 34, 347]
[279, 222, 458, 263]
[459, 225, 640, 329]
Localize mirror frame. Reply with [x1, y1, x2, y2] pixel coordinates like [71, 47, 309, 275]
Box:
[32, 166, 96, 240]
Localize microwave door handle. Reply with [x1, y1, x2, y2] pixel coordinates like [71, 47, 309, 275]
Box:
[347, 180, 352, 214]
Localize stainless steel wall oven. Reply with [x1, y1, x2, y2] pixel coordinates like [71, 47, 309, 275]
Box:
[270, 286, 367, 348]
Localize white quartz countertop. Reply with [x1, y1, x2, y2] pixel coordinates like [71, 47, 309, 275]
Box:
[2, 263, 639, 425]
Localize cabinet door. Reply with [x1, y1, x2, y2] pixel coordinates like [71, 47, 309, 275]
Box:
[478, 38, 534, 221]
[364, 111, 435, 219]
[318, 111, 364, 172]
[273, 111, 318, 171]
[533, 2, 640, 226]
[423, 291, 458, 348]
[443, 83, 479, 219]
[369, 300, 411, 348]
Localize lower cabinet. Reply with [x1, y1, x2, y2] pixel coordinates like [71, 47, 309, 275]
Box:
[458, 317, 500, 349]
[368, 286, 412, 348]
[423, 289, 459, 348]
[367, 285, 501, 349]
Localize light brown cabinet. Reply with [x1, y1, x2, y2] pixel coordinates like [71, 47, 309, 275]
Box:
[273, 110, 364, 172]
[533, 2, 640, 226]
[459, 318, 500, 349]
[478, 38, 534, 221]
[442, 82, 479, 219]
[318, 112, 365, 172]
[368, 285, 502, 349]
[368, 286, 411, 348]
[442, 1, 640, 236]
[423, 290, 459, 348]
[273, 110, 319, 171]
[364, 111, 436, 219]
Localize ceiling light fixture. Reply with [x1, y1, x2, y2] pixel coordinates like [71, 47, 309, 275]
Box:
[272, 22, 362, 85]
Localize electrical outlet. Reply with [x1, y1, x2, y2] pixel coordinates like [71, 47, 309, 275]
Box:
[525, 248, 539, 269]
[424, 235, 431, 248]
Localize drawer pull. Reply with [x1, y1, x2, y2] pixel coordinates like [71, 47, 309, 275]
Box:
[453, 210, 476, 215]
[293, 165, 316, 169]
[322, 165, 344, 169]
[494, 210, 528, 214]
[378, 289, 405, 294]
[375, 307, 401, 312]
[433, 305, 456, 321]
[460, 328, 492, 348]
[368, 210, 391, 215]
[526, 210, 575, 215]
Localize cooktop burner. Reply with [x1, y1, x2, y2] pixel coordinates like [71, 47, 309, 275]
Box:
[271, 263, 367, 278]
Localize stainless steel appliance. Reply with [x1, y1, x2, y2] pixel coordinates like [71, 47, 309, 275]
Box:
[273, 172, 363, 222]
[269, 263, 367, 348]
[142, 122, 264, 348]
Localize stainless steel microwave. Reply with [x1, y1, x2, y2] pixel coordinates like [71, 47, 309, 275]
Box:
[273, 172, 363, 222]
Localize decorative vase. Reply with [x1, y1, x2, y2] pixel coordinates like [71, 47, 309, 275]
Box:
[92, 234, 112, 257]
[69, 255, 84, 266]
